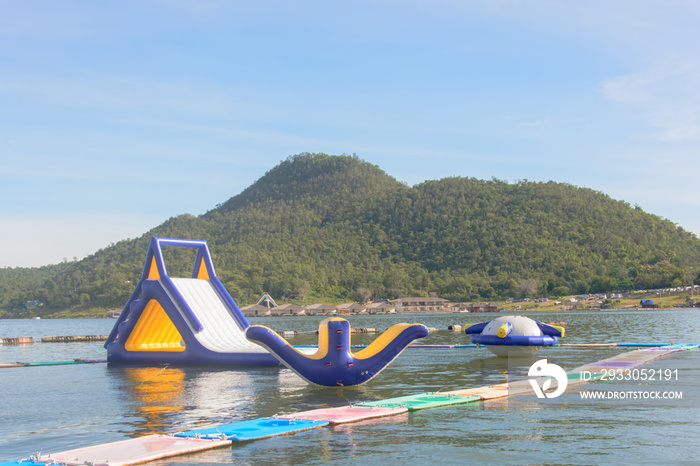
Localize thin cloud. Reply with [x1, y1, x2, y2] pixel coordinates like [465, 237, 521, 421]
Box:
[602, 59, 700, 141]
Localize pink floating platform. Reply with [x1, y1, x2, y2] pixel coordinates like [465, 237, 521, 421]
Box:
[0, 363, 24, 368]
[279, 405, 408, 424]
[42, 435, 230, 466]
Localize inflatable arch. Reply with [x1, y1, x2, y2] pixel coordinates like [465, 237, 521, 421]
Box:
[104, 237, 279, 366]
[245, 317, 429, 386]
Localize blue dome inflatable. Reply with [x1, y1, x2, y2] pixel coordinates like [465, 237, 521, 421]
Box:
[464, 315, 564, 356]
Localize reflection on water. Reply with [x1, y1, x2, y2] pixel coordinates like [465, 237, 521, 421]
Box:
[110, 365, 316, 436]
[118, 366, 186, 434]
[321, 414, 411, 461]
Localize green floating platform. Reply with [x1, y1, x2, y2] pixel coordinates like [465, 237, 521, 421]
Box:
[23, 361, 83, 367]
[662, 344, 698, 350]
[1, 358, 107, 368]
[355, 393, 481, 411]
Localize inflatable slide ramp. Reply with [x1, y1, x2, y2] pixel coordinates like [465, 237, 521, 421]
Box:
[105, 237, 278, 366]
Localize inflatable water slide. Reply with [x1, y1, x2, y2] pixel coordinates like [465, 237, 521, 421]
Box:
[104, 237, 279, 366]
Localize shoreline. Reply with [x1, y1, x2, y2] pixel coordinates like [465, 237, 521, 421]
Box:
[2, 306, 698, 321]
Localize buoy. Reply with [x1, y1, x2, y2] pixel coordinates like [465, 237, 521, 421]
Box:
[427, 327, 439, 333]
[448, 325, 463, 331]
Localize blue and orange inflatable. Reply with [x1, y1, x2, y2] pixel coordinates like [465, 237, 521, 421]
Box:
[105, 237, 279, 366]
[246, 318, 428, 386]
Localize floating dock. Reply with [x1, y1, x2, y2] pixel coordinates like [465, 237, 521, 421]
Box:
[41, 335, 108, 343]
[0, 337, 34, 345]
[1, 335, 108, 345]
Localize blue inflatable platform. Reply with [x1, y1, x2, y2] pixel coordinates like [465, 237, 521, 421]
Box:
[173, 417, 328, 441]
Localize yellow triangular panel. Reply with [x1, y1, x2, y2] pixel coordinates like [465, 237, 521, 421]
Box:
[125, 299, 185, 352]
[147, 257, 160, 279]
[196, 258, 210, 280]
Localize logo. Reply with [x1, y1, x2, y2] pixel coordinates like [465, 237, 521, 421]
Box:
[528, 359, 568, 398]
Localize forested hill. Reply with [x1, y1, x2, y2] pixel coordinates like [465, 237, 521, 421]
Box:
[2, 153, 700, 318]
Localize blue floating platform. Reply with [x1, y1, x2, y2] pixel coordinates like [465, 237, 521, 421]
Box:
[173, 417, 328, 441]
[0, 461, 50, 466]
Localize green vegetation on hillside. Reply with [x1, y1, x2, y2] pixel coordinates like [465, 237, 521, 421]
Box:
[2, 153, 699, 318]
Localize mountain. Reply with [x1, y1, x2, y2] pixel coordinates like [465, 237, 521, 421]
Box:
[2, 153, 699, 318]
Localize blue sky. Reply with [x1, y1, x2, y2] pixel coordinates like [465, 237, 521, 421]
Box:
[2, 1, 700, 267]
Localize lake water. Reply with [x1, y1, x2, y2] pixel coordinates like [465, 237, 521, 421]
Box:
[1, 310, 698, 465]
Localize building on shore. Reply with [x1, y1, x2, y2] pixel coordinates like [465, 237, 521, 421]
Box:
[271, 303, 305, 316]
[337, 303, 367, 315]
[365, 301, 396, 314]
[240, 304, 272, 317]
[240, 294, 453, 317]
[464, 302, 499, 313]
[391, 297, 449, 313]
[304, 303, 338, 316]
